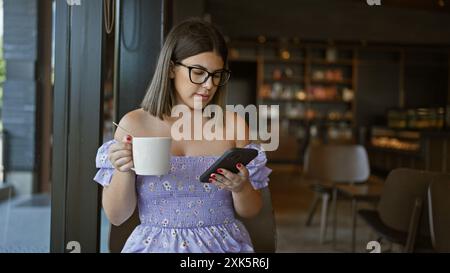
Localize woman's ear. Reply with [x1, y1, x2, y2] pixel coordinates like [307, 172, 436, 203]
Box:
[169, 61, 175, 79]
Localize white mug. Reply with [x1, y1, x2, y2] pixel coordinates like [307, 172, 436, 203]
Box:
[132, 137, 172, 176]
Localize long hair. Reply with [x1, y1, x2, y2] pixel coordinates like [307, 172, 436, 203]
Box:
[141, 18, 228, 119]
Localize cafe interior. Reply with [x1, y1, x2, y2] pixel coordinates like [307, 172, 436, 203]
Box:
[180, 0, 450, 253]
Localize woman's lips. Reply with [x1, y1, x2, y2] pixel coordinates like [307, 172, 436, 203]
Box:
[193, 93, 210, 101]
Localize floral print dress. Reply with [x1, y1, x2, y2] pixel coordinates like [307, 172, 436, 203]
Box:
[94, 140, 271, 253]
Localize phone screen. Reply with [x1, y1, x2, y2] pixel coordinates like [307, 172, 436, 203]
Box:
[199, 148, 258, 183]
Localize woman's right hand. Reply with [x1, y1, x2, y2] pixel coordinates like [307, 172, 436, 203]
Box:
[108, 135, 134, 172]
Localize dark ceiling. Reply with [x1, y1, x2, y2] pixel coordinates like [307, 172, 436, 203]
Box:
[347, 0, 450, 13]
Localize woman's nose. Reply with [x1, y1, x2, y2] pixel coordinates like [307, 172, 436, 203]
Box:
[202, 75, 214, 89]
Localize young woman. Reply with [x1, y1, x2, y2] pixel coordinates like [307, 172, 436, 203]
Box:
[94, 18, 271, 253]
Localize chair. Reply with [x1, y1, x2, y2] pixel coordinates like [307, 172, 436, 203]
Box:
[108, 207, 140, 253]
[358, 168, 450, 253]
[335, 176, 384, 252]
[108, 187, 277, 253]
[303, 144, 370, 245]
[427, 176, 450, 252]
[236, 187, 277, 252]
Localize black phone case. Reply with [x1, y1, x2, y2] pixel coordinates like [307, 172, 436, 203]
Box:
[199, 148, 258, 183]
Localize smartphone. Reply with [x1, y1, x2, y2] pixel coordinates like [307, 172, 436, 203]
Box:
[199, 148, 258, 183]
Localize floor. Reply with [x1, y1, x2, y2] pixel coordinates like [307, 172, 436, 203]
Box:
[0, 163, 387, 253]
[267, 163, 385, 253]
[0, 192, 51, 252]
[0, 191, 110, 253]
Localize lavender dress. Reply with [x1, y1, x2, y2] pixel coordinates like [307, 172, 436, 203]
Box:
[93, 140, 272, 253]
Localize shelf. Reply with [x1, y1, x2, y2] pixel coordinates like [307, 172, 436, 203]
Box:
[229, 56, 258, 62]
[231, 41, 358, 150]
[310, 79, 353, 85]
[310, 59, 354, 65]
[264, 78, 304, 84]
[367, 145, 422, 157]
[372, 126, 445, 134]
[259, 98, 352, 104]
[359, 60, 400, 65]
[309, 99, 353, 104]
[281, 116, 353, 123]
[264, 58, 305, 64]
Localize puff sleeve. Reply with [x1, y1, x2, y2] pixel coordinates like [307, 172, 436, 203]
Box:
[244, 143, 272, 190]
[93, 139, 117, 187]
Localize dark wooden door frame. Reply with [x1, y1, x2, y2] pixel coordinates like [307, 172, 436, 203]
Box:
[51, 0, 104, 253]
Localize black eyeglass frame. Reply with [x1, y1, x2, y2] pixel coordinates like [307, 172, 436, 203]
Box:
[174, 61, 231, 87]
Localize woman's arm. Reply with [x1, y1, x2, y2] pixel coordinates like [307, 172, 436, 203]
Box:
[102, 170, 137, 226]
[102, 113, 138, 226]
[230, 169, 263, 218]
[226, 112, 263, 218]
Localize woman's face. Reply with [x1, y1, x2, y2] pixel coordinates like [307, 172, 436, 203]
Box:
[171, 51, 225, 110]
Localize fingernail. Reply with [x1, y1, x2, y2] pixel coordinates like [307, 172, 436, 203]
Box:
[208, 178, 213, 183]
[126, 135, 132, 142]
[210, 173, 216, 178]
[217, 169, 223, 174]
[236, 163, 242, 168]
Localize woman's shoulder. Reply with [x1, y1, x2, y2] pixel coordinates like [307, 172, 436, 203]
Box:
[119, 108, 147, 127]
[116, 108, 159, 139]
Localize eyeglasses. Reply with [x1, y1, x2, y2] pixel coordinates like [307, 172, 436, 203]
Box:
[175, 62, 231, 87]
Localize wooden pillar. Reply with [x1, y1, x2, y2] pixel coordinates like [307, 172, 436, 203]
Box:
[36, 0, 53, 193]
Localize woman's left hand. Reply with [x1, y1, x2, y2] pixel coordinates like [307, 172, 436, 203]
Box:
[209, 163, 250, 193]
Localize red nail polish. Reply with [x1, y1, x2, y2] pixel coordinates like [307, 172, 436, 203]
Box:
[217, 169, 223, 173]
[208, 178, 213, 183]
[237, 163, 242, 168]
[210, 173, 216, 178]
[126, 135, 132, 142]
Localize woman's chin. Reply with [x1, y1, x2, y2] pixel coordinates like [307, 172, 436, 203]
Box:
[190, 98, 210, 109]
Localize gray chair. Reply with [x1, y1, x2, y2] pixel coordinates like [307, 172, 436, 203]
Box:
[108, 187, 277, 253]
[303, 144, 370, 244]
[358, 168, 450, 252]
[335, 178, 383, 252]
[427, 176, 450, 252]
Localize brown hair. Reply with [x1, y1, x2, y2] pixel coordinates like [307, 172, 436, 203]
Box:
[141, 18, 229, 119]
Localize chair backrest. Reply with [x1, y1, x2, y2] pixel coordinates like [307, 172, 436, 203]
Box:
[303, 144, 370, 183]
[236, 186, 277, 253]
[377, 168, 450, 237]
[109, 187, 277, 253]
[428, 177, 450, 252]
[108, 208, 140, 253]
